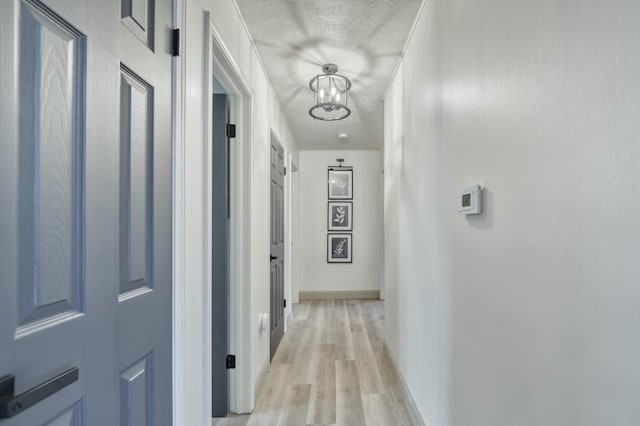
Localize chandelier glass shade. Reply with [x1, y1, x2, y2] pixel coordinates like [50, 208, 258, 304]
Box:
[308, 64, 351, 121]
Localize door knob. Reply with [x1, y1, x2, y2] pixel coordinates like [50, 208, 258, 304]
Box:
[270, 255, 277, 261]
[0, 368, 79, 419]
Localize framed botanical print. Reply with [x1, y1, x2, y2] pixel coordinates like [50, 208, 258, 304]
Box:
[328, 201, 352, 231]
[328, 168, 353, 200]
[327, 233, 352, 263]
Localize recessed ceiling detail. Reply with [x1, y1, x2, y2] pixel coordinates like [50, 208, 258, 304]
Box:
[236, 0, 423, 150]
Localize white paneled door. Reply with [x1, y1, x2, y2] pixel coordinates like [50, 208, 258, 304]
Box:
[0, 0, 173, 424]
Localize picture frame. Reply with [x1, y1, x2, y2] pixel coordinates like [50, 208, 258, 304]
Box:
[328, 168, 353, 200]
[328, 201, 353, 231]
[327, 233, 352, 263]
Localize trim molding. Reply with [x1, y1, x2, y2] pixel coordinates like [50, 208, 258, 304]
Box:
[299, 290, 380, 300]
[383, 340, 426, 426]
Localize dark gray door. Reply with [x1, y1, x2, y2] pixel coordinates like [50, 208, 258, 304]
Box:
[270, 141, 285, 359]
[211, 94, 230, 417]
[0, 0, 173, 424]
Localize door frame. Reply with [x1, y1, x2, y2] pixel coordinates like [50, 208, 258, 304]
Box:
[172, 4, 254, 421]
[172, 1, 186, 425]
[289, 160, 300, 308]
[283, 153, 296, 331]
[203, 13, 254, 415]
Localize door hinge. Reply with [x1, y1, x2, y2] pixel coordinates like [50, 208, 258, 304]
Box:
[283, 299, 287, 308]
[171, 29, 180, 57]
[226, 355, 236, 369]
[284, 167, 287, 176]
[226, 124, 236, 138]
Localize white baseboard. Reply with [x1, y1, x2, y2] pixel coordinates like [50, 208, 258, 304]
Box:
[253, 357, 269, 408]
[299, 290, 380, 300]
[383, 340, 426, 426]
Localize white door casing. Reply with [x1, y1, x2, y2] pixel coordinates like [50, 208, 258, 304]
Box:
[204, 13, 254, 416]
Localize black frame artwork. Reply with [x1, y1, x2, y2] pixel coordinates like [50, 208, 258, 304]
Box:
[327, 168, 353, 200]
[327, 201, 353, 231]
[327, 233, 352, 263]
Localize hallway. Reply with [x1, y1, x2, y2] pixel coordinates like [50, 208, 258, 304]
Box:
[3, 0, 640, 424]
[213, 300, 411, 426]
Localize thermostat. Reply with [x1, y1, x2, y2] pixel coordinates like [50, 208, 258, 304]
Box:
[458, 185, 482, 215]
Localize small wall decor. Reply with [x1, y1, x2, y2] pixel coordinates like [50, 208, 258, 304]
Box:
[328, 201, 352, 231]
[327, 233, 352, 263]
[328, 168, 353, 200]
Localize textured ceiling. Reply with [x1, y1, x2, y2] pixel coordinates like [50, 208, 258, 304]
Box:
[236, 0, 422, 150]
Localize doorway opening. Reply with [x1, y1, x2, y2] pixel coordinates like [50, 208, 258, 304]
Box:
[204, 14, 253, 416]
[210, 79, 231, 417]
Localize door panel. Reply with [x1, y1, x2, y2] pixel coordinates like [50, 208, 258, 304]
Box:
[119, 353, 153, 425]
[46, 400, 84, 426]
[119, 65, 154, 296]
[0, 0, 172, 424]
[121, 0, 154, 48]
[16, 0, 86, 336]
[270, 141, 285, 359]
[1, 2, 90, 423]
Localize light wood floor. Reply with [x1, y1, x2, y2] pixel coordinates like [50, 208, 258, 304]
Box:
[212, 299, 412, 426]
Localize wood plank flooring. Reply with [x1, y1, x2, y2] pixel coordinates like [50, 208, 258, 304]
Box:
[212, 300, 412, 426]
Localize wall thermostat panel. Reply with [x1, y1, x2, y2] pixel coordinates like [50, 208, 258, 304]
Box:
[458, 185, 482, 215]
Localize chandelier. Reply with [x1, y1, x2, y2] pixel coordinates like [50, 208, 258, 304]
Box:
[308, 63, 351, 121]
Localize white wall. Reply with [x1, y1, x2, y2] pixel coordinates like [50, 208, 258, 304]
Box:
[180, 1, 298, 424]
[384, 1, 640, 425]
[299, 150, 383, 295]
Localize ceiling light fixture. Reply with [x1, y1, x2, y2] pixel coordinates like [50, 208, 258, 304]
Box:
[308, 63, 351, 121]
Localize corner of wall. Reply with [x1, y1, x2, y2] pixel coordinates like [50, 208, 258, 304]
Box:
[383, 340, 426, 426]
